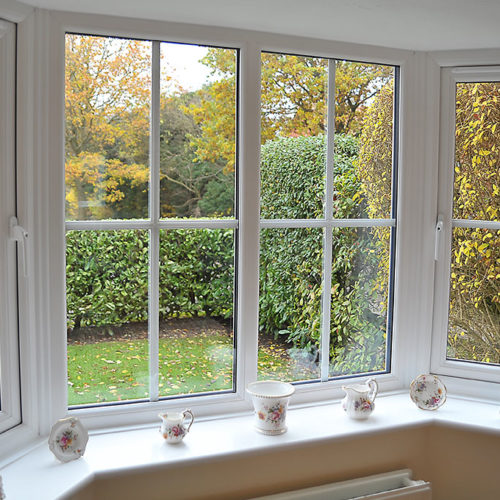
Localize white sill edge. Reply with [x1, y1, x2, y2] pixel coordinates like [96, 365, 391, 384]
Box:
[1, 393, 499, 500]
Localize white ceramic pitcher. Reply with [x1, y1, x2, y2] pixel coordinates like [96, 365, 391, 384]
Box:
[341, 378, 378, 420]
[159, 409, 194, 444]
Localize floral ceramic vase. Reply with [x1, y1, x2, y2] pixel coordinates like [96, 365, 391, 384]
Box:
[246, 380, 295, 435]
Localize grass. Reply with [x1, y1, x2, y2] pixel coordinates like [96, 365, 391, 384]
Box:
[68, 332, 311, 406]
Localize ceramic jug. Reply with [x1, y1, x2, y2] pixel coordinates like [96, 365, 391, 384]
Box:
[341, 378, 378, 420]
[159, 409, 194, 444]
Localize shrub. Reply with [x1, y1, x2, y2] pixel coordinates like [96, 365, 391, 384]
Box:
[260, 134, 387, 373]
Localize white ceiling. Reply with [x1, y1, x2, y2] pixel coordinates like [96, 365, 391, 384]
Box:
[19, 0, 500, 51]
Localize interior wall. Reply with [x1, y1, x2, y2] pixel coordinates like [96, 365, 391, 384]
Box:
[66, 424, 500, 500]
[426, 425, 500, 500]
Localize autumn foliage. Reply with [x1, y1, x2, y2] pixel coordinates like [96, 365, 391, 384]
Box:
[358, 80, 499, 363]
[450, 82, 499, 363]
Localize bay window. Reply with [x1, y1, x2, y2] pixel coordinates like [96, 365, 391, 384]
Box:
[0, 6, 498, 461]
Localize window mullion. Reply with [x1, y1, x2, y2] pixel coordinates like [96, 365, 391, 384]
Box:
[320, 59, 336, 382]
[148, 40, 161, 402]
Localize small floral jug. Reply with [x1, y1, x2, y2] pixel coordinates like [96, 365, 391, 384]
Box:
[159, 409, 194, 444]
[341, 378, 378, 420]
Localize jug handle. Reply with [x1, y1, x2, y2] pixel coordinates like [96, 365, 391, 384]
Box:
[183, 409, 194, 433]
[367, 378, 378, 401]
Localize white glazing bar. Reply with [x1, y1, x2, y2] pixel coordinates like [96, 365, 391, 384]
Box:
[148, 41, 160, 402]
[260, 218, 395, 229]
[452, 219, 500, 230]
[66, 220, 151, 231]
[320, 59, 336, 382]
[66, 219, 239, 231]
[158, 219, 238, 229]
[238, 43, 261, 392]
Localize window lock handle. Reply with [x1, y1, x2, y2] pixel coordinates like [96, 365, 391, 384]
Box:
[9, 216, 29, 277]
[434, 215, 444, 261]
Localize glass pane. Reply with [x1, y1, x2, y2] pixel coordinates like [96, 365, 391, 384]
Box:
[260, 52, 327, 219]
[454, 82, 500, 222]
[65, 35, 151, 221]
[353, 62, 395, 219]
[160, 44, 237, 218]
[158, 229, 235, 396]
[66, 230, 149, 406]
[0, 19, 17, 419]
[447, 228, 499, 364]
[258, 228, 323, 382]
[329, 227, 391, 377]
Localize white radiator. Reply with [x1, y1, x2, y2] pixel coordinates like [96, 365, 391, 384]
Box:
[252, 469, 431, 500]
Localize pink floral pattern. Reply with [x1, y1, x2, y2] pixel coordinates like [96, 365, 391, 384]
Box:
[56, 420, 82, 454]
[353, 397, 374, 412]
[258, 402, 286, 426]
[163, 424, 186, 440]
[49, 417, 87, 462]
[410, 374, 446, 410]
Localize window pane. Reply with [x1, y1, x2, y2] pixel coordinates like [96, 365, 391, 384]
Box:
[447, 228, 499, 365]
[0, 19, 19, 424]
[260, 53, 327, 219]
[454, 82, 500, 222]
[66, 230, 149, 405]
[65, 35, 151, 221]
[160, 44, 237, 219]
[329, 227, 391, 377]
[258, 228, 323, 382]
[354, 63, 395, 219]
[158, 229, 235, 396]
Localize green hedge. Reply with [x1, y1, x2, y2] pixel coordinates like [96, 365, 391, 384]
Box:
[66, 228, 234, 330]
[67, 134, 387, 373]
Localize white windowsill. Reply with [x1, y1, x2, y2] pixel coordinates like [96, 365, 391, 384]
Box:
[1, 392, 499, 500]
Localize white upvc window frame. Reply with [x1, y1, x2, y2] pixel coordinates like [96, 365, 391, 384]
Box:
[1, 5, 445, 450]
[431, 65, 500, 384]
[0, 17, 21, 434]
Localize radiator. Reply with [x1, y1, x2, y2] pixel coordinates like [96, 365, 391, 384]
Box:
[252, 469, 431, 500]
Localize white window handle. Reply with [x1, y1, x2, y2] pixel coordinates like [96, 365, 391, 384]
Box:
[434, 215, 443, 261]
[9, 216, 29, 277]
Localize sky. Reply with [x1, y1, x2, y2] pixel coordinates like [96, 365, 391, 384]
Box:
[161, 43, 212, 93]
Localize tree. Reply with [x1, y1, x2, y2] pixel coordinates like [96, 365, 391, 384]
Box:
[185, 50, 393, 170]
[160, 92, 234, 218]
[65, 35, 151, 219]
[184, 49, 237, 173]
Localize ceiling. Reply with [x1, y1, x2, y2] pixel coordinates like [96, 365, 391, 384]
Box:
[19, 0, 500, 51]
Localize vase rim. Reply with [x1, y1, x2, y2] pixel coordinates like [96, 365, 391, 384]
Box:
[246, 380, 295, 398]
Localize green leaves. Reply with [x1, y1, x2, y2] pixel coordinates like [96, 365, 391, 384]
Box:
[66, 229, 235, 331]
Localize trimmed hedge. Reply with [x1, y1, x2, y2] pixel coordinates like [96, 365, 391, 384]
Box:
[66, 228, 234, 331]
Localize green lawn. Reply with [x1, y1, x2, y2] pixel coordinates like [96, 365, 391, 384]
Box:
[68, 333, 301, 406]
